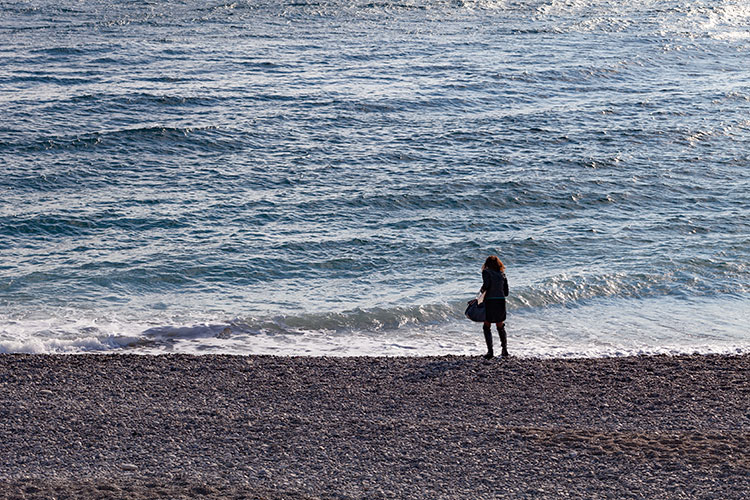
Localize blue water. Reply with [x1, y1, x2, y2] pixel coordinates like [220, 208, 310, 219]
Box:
[1, 0, 748, 356]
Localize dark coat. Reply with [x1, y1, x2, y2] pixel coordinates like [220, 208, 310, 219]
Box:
[481, 268, 509, 299]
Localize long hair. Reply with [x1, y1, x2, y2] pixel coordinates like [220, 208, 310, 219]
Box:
[484, 255, 505, 272]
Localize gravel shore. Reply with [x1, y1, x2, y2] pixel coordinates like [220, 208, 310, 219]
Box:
[1, 353, 748, 499]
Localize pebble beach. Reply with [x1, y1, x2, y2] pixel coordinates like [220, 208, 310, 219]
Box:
[1, 353, 748, 499]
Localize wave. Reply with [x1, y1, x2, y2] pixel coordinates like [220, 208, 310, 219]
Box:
[163, 271, 702, 336]
[100, 92, 223, 107]
[0, 212, 190, 238]
[1, 74, 93, 85]
[30, 46, 90, 56]
[1, 125, 243, 155]
[0, 335, 137, 355]
[1, 290, 748, 355]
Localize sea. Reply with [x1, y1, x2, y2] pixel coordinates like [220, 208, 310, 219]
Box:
[1, 0, 748, 357]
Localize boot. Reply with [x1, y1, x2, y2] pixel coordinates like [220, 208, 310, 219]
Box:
[483, 324, 494, 360]
[498, 324, 509, 358]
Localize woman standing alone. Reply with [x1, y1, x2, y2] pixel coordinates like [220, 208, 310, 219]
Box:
[480, 255, 509, 359]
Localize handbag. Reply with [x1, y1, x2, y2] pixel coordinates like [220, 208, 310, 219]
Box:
[464, 290, 486, 323]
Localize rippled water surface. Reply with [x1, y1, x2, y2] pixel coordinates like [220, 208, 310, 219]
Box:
[1, 0, 748, 355]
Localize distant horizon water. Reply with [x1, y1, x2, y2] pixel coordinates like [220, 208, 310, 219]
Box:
[1, 0, 748, 356]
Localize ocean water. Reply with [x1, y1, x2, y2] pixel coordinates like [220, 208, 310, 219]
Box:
[1, 0, 748, 356]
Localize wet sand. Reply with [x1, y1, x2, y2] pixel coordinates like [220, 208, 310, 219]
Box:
[1, 353, 748, 499]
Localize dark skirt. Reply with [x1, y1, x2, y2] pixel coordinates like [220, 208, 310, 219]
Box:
[484, 298, 506, 323]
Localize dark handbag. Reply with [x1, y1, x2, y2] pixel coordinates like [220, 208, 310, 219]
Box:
[465, 298, 486, 323]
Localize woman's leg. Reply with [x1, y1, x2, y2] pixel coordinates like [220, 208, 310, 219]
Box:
[482, 321, 493, 359]
[496, 321, 508, 357]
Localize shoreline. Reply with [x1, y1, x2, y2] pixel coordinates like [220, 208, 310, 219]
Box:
[1, 353, 748, 499]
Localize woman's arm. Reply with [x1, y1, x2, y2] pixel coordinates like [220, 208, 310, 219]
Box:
[503, 273, 509, 297]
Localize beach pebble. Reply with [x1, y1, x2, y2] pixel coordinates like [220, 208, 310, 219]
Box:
[1, 354, 748, 499]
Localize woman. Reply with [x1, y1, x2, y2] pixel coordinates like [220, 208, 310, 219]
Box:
[480, 255, 509, 359]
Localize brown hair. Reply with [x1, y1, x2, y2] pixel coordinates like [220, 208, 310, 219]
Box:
[484, 255, 505, 272]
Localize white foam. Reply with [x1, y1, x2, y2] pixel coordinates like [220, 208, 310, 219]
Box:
[0, 336, 107, 354]
[0, 295, 747, 357]
[0, 311, 157, 354]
